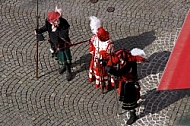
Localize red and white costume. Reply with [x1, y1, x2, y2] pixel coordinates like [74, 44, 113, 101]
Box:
[88, 16, 115, 89]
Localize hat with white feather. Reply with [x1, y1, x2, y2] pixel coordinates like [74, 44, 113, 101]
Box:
[47, 6, 62, 23]
[89, 16, 110, 41]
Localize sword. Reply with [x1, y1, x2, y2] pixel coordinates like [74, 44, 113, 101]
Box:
[67, 39, 90, 48]
[54, 39, 90, 53]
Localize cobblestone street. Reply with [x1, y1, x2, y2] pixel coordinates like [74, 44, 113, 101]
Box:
[1, 0, 190, 126]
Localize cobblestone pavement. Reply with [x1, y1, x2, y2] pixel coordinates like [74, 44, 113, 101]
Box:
[1, 0, 190, 126]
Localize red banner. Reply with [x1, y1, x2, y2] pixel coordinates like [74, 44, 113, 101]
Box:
[157, 11, 190, 90]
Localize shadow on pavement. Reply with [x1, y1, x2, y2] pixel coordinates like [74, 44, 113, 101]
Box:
[138, 88, 190, 120]
[113, 30, 156, 50]
[137, 50, 171, 80]
[70, 53, 91, 81]
[64, 30, 158, 83]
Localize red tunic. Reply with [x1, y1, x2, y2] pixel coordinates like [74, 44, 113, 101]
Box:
[89, 35, 115, 89]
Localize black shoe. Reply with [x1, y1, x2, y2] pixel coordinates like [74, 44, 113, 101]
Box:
[127, 110, 137, 125]
[66, 71, 72, 81]
[66, 63, 72, 81]
[59, 66, 66, 74]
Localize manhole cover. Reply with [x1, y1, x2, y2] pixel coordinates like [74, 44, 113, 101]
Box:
[90, 0, 98, 3]
[107, 7, 115, 12]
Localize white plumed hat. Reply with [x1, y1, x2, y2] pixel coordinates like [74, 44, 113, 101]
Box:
[89, 16, 101, 34]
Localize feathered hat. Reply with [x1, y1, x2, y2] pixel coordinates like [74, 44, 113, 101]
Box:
[47, 6, 62, 23]
[89, 16, 110, 41]
[130, 48, 146, 56]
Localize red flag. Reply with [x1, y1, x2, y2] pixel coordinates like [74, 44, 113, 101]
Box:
[157, 10, 190, 90]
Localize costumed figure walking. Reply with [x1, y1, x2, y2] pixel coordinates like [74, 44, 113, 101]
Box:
[88, 16, 115, 91]
[106, 48, 146, 125]
[35, 6, 72, 81]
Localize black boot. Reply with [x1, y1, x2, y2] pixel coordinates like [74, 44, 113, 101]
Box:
[66, 63, 72, 81]
[127, 110, 137, 125]
[119, 96, 124, 101]
[59, 64, 66, 74]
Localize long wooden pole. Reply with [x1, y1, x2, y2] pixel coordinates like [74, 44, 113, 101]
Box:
[36, 0, 39, 78]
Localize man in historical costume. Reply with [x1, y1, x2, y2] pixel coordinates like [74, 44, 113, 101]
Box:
[106, 48, 146, 125]
[35, 6, 72, 81]
[89, 16, 115, 91]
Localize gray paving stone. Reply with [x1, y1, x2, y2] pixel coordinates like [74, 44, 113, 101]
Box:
[1, 0, 190, 126]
